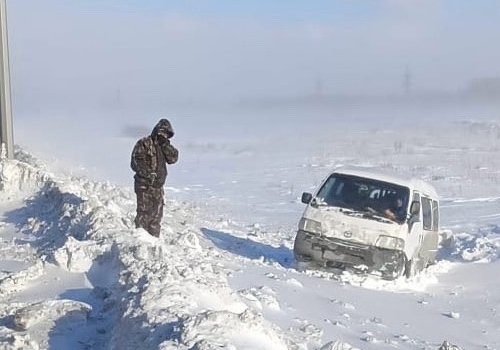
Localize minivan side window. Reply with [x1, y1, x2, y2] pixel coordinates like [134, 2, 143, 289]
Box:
[432, 200, 439, 231]
[413, 192, 420, 202]
[421, 197, 433, 230]
[412, 192, 420, 216]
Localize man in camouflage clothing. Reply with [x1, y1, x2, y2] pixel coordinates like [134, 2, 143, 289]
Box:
[130, 118, 179, 237]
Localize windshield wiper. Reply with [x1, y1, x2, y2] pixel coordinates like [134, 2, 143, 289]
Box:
[341, 208, 393, 223]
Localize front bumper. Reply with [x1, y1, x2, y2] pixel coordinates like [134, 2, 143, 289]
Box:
[293, 230, 405, 276]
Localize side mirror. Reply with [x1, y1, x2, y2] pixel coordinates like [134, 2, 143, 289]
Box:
[410, 200, 420, 216]
[408, 200, 421, 232]
[301, 192, 313, 204]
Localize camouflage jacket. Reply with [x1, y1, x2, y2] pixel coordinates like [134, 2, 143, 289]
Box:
[131, 136, 178, 189]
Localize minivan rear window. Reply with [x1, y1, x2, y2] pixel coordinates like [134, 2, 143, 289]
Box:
[421, 197, 433, 230]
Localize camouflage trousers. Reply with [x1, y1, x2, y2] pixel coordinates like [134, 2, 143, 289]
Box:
[134, 184, 164, 237]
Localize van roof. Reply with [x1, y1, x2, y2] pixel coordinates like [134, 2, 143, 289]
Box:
[332, 166, 438, 198]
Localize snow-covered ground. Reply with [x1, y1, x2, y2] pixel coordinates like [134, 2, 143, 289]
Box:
[2, 103, 500, 349]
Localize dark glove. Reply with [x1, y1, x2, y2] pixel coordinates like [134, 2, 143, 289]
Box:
[157, 134, 170, 145]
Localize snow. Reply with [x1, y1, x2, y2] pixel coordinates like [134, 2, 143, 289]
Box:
[1, 103, 500, 350]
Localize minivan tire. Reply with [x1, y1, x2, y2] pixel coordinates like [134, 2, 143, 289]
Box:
[404, 258, 415, 279]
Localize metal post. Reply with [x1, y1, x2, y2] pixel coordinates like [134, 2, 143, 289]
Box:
[0, 0, 14, 159]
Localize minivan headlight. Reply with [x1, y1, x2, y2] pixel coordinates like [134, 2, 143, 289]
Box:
[298, 218, 322, 234]
[375, 235, 404, 250]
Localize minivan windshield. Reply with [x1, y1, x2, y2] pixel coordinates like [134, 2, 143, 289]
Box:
[316, 173, 410, 223]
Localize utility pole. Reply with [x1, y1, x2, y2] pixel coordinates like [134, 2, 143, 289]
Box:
[403, 66, 412, 95]
[0, 0, 13, 159]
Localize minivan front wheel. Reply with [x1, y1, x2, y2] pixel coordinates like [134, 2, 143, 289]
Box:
[404, 258, 417, 279]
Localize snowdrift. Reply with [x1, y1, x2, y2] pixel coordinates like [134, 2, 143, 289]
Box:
[0, 149, 294, 349]
[1, 146, 499, 349]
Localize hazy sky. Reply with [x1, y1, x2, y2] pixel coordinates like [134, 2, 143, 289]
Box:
[5, 0, 500, 112]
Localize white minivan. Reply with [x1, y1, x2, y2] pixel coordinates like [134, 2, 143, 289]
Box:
[294, 166, 440, 279]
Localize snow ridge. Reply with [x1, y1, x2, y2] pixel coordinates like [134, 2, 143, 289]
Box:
[0, 151, 295, 349]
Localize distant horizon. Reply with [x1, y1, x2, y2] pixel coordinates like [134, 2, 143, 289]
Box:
[12, 77, 500, 116]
